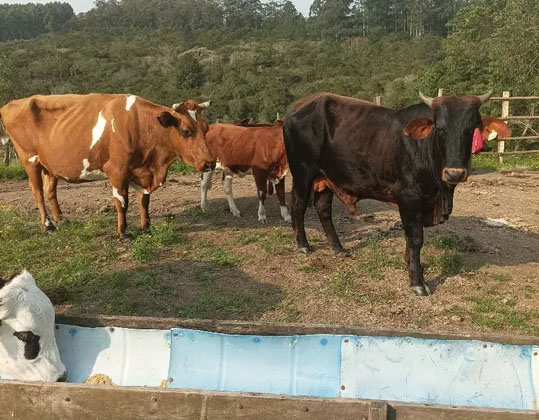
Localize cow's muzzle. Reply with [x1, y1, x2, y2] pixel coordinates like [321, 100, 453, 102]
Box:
[442, 168, 468, 185]
[56, 371, 68, 382]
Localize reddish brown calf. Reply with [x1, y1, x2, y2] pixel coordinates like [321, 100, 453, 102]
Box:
[201, 120, 291, 223]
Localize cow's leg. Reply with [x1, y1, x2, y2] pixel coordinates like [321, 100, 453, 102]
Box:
[252, 168, 268, 224]
[200, 170, 213, 212]
[104, 164, 130, 239]
[291, 177, 314, 253]
[136, 191, 150, 230]
[43, 174, 67, 225]
[25, 164, 55, 233]
[223, 174, 241, 217]
[400, 207, 430, 297]
[314, 188, 343, 252]
[274, 177, 292, 223]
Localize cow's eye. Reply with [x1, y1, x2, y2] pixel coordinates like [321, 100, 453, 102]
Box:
[180, 129, 191, 138]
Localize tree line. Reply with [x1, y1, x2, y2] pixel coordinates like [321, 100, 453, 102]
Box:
[0, 0, 537, 147]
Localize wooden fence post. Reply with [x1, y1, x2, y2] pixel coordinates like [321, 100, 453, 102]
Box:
[499, 91, 510, 164]
[375, 96, 382, 106]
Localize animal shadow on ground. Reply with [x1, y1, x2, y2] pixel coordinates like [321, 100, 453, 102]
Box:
[296, 198, 539, 294]
[46, 260, 284, 321]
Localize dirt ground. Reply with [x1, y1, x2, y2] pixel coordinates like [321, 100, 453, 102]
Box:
[1, 168, 538, 335]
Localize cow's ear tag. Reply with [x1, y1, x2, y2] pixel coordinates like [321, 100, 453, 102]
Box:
[404, 117, 434, 140]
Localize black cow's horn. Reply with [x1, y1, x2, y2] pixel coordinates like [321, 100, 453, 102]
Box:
[477, 89, 493, 105]
[419, 92, 434, 107]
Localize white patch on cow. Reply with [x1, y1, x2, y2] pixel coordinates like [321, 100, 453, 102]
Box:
[111, 118, 116, 133]
[0, 270, 66, 382]
[28, 155, 38, 164]
[112, 187, 126, 208]
[200, 171, 213, 212]
[223, 175, 241, 217]
[44, 217, 53, 227]
[125, 95, 137, 112]
[188, 110, 197, 121]
[215, 160, 223, 170]
[280, 205, 292, 223]
[79, 159, 107, 181]
[90, 111, 107, 149]
[488, 130, 498, 141]
[258, 200, 267, 224]
[258, 190, 264, 198]
[129, 182, 150, 195]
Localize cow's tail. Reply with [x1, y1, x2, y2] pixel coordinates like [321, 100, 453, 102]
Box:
[267, 180, 274, 195]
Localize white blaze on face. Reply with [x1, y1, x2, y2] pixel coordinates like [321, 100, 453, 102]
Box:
[0, 270, 66, 382]
[90, 111, 107, 149]
[80, 159, 107, 181]
[112, 187, 126, 208]
[188, 110, 197, 121]
[125, 95, 137, 112]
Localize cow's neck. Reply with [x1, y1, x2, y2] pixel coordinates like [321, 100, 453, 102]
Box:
[418, 129, 446, 192]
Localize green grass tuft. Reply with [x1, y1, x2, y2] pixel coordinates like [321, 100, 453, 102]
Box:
[169, 161, 196, 174]
[0, 163, 27, 180]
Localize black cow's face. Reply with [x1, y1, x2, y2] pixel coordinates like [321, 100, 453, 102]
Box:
[431, 97, 484, 185]
[404, 91, 493, 187]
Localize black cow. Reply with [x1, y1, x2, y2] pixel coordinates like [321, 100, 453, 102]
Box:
[283, 92, 510, 296]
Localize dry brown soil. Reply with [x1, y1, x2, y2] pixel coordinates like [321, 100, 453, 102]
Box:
[1, 168, 538, 335]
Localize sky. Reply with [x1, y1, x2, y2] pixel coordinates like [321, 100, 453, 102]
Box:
[2, 0, 312, 16]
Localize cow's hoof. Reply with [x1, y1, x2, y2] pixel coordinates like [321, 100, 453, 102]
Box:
[119, 233, 132, 242]
[44, 224, 56, 234]
[333, 247, 350, 257]
[283, 216, 292, 223]
[231, 210, 242, 218]
[258, 217, 267, 224]
[411, 285, 431, 297]
[58, 217, 70, 226]
[298, 246, 311, 254]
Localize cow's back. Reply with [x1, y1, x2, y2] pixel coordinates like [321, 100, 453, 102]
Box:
[1, 94, 132, 180]
[207, 123, 286, 172]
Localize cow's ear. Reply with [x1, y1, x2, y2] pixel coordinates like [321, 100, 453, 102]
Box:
[403, 117, 434, 140]
[157, 112, 178, 128]
[481, 117, 511, 140]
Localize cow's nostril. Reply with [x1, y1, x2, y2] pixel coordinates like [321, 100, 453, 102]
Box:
[443, 168, 467, 184]
[57, 371, 68, 382]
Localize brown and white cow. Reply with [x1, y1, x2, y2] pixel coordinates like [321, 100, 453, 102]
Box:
[199, 118, 291, 223]
[0, 94, 215, 239]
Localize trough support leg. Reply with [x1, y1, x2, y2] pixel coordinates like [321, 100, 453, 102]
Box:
[368, 401, 388, 420]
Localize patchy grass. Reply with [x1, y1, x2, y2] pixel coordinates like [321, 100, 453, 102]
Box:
[423, 234, 471, 276]
[355, 239, 403, 280]
[491, 273, 510, 283]
[132, 222, 188, 262]
[446, 298, 539, 334]
[472, 154, 539, 171]
[236, 227, 294, 254]
[0, 163, 27, 180]
[195, 241, 239, 266]
[169, 161, 196, 174]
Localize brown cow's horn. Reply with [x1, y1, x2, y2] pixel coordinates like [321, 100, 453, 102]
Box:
[477, 89, 493, 105]
[199, 101, 211, 110]
[172, 103, 183, 112]
[419, 92, 434, 107]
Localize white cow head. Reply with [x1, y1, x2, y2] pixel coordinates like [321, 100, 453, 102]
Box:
[0, 270, 67, 382]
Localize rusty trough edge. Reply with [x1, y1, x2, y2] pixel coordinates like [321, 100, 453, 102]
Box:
[55, 314, 539, 346]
